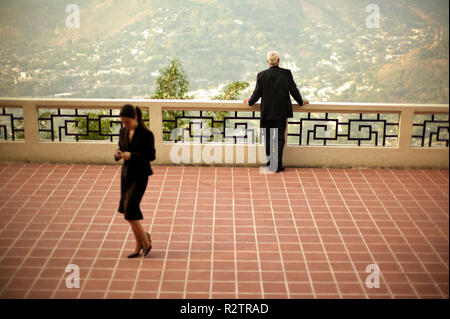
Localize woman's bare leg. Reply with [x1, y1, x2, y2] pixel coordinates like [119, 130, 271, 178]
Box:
[128, 221, 143, 254]
[128, 220, 150, 251]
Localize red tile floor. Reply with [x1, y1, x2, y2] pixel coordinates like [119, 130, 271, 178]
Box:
[0, 163, 448, 299]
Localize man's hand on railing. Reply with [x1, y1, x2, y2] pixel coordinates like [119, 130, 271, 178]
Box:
[244, 99, 308, 106]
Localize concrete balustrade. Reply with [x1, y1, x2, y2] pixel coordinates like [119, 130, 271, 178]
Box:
[0, 98, 448, 168]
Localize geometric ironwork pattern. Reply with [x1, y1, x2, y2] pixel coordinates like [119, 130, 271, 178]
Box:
[162, 110, 261, 143]
[411, 113, 449, 148]
[162, 110, 400, 147]
[0, 107, 24, 141]
[288, 112, 400, 147]
[38, 108, 149, 142]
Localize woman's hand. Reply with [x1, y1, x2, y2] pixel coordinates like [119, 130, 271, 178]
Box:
[122, 152, 132, 160]
[115, 149, 123, 159]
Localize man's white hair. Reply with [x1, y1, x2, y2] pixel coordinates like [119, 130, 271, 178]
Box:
[267, 51, 280, 65]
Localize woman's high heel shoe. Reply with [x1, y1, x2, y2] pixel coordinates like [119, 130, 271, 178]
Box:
[127, 246, 143, 258]
[143, 232, 152, 257]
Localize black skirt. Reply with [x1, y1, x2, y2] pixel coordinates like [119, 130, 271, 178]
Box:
[117, 174, 148, 220]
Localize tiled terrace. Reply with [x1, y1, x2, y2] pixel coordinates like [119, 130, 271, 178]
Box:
[0, 163, 448, 299]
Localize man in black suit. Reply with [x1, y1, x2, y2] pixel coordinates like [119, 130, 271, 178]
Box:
[244, 51, 309, 173]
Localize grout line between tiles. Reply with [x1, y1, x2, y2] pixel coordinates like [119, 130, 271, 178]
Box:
[264, 168, 291, 298]
[51, 165, 117, 298]
[182, 167, 201, 298]
[346, 169, 417, 298]
[75, 165, 121, 299]
[375, 169, 448, 298]
[156, 166, 184, 298]
[248, 168, 265, 298]
[23, 164, 85, 298]
[281, 168, 317, 298]
[131, 166, 169, 298]
[208, 167, 217, 299]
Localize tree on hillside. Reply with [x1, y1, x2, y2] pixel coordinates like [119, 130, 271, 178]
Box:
[151, 58, 190, 99]
[210, 80, 254, 143]
[152, 58, 191, 141]
[213, 81, 250, 100]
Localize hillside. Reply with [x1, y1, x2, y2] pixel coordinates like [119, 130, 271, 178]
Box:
[335, 38, 449, 103]
[0, 0, 448, 103]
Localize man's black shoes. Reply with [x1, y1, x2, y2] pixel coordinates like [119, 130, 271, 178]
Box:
[267, 165, 285, 173]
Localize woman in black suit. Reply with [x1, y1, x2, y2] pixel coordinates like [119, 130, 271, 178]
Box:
[114, 104, 156, 258]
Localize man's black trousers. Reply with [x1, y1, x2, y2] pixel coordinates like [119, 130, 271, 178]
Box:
[260, 118, 287, 169]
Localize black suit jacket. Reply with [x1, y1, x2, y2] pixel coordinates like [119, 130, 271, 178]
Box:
[248, 65, 304, 120]
[114, 123, 156, 178]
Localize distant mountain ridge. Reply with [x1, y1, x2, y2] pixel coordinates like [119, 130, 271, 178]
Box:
[0, 0, 448, 103]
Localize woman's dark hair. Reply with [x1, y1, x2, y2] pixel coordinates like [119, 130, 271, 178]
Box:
[119, 104, 145, 127]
